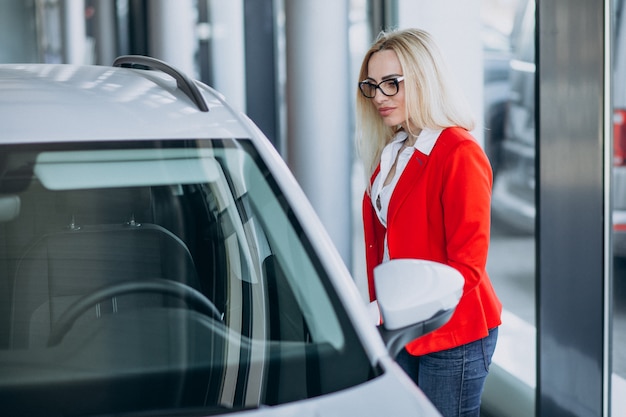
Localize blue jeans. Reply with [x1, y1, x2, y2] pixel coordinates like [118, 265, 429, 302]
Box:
[395, 327, 498, 417]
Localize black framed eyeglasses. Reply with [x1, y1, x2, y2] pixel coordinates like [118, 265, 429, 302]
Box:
[358, 76, 405, 98]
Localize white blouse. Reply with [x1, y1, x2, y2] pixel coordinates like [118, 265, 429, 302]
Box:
[370, 128, 442, 261]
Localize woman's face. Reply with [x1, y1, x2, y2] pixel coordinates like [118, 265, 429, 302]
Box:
[365, 49, 407, 128]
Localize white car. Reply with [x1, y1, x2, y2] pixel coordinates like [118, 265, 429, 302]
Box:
[0, 57, 463, 416]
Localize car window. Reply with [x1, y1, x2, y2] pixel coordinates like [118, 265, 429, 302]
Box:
[0, 138, 375, 416]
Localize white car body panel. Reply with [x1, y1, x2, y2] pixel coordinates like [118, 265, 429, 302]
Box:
[225, 357, 440, 417]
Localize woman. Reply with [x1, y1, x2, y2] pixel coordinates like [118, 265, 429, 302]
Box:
[356, 28, 502, 417]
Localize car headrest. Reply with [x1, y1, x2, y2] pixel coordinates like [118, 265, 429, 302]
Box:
[0, 195, 20, 222]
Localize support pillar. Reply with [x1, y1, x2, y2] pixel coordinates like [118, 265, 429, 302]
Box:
[147, 0, 197, 76]
[285, 0, 352, 265]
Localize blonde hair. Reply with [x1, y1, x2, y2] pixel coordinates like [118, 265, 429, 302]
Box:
[355, 28, 475, 179]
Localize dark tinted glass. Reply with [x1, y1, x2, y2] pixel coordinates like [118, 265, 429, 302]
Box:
[0, 139, 374, 416]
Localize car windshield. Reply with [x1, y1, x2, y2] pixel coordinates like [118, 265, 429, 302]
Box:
[0, 139, 375, 416]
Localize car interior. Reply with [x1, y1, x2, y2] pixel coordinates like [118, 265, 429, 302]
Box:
[0, 140, 374, 416]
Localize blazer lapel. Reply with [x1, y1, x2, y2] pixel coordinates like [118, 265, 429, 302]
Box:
[369, 165, 381, 187]
[387, 150, 429, 224]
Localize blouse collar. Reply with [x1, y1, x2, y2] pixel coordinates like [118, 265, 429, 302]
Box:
[391, 128, 442, 156]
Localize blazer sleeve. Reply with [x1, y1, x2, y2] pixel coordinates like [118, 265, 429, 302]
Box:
[441, 139, 493, 292]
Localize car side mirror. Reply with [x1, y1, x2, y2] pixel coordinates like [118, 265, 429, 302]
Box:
[374, 259, 464, 358]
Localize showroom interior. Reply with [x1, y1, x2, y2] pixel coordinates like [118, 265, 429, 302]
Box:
[0, 0, 621, 416]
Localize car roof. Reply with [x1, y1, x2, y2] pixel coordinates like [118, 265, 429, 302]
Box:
[0, 59, 252, 144]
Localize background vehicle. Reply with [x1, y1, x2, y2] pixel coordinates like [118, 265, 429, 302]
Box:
[490, 0, 536, 234]
[492, 0, 626, 257]
[483, 24, 513, 177]
[0, 57, 462, 416]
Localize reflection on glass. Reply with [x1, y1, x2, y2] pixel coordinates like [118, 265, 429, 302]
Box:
[614, 0, 626, 410]
[484, 0, 536, 415]
[0, 139, 374, 415]
[486, 0, 626, 414]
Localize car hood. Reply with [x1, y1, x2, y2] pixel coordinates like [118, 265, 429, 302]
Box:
[227, 358, 440, 417]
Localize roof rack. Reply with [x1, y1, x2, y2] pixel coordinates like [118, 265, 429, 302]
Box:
[113, 55, 209, 112]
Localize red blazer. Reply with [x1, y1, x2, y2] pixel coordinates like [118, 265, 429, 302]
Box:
[362, 127, 502, 356]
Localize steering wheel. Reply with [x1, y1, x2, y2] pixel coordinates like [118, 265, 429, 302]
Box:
[48, 278, 222, 346]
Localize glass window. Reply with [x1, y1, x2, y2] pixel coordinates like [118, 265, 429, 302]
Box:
[0, 139, 374, 415]
[614, 0, 626, 412]
[484, 0, 536, 415]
